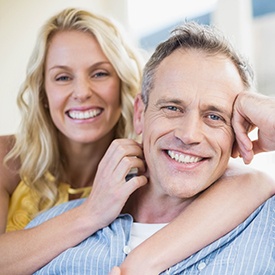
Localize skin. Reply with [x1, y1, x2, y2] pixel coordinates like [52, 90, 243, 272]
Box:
[1, 31, 274, 275]
[0, 31, 147, 274]
[45, 31, 121, 146]
[129, 49, 244, 222]
[44, 31, 123, 188]
[111, 49, 273, 274]
[232, 91, 275, 163]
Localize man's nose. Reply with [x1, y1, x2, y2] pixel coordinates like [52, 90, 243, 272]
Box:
[174, 113, 203, 145]
[72, 78, 93, 102]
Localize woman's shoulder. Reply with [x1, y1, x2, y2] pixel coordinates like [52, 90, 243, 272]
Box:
[0, 134, 16, 152]
[6, 180, 75, 231]
[0, 134, 20, 195]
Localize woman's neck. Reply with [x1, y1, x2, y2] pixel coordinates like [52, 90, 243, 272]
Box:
[58, 132, 115, 188]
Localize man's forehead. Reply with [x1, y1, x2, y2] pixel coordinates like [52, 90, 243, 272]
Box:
[149, 49, 243, 107]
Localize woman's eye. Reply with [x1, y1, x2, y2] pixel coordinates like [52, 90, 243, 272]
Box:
[93, 71, 109, 78]
[56, 75, 70, 81]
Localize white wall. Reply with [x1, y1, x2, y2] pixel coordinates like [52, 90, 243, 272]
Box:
[0, 0, 128, 135]
[254, 14, 275, 96]
[1, 0, 274, 177]
[230, 130, 275, 179]
[212, 0, 254, 63]
[211, 0, 275, 178]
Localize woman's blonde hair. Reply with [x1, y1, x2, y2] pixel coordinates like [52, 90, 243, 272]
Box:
[6, 8, 144, 210]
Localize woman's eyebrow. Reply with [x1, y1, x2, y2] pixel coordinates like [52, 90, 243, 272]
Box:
[48, 61, 112, 71]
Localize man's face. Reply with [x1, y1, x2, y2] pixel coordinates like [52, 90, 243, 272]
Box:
[135, 49, 245, 199]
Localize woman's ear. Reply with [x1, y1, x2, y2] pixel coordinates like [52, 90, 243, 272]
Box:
[133, 94, 145, 135]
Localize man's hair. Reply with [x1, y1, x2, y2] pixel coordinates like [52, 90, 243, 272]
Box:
[141, 21, 254, 107]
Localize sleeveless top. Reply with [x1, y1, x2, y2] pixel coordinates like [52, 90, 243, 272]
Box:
[6, 174, 91, 232]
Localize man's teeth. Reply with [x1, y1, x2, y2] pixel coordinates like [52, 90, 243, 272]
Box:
[167, 150, 202, 163]
[68, 109, 101, 119]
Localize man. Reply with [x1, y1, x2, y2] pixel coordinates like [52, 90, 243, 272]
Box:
[27, 22, 274, 274]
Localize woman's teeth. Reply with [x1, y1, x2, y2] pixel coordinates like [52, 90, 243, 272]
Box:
[68, 109, 101, 119]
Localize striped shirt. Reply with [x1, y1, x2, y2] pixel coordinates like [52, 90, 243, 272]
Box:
[27, 196, 275, 275]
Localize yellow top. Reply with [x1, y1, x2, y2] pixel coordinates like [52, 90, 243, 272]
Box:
[6, 178, 91, 232]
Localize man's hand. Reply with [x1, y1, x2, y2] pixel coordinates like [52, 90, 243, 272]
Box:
[232, 91, 275, 164]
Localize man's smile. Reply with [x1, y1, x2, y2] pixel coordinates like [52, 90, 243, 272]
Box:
[167, 150, 204, 164]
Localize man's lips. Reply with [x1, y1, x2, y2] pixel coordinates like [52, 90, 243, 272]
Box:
[166, 150, 205, 164]
[66, 108, 103, 120]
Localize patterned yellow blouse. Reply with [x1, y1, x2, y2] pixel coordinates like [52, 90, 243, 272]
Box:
[6, 177, 91, 232]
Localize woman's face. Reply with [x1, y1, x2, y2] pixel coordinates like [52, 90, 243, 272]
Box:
[44, 30, 121, 145]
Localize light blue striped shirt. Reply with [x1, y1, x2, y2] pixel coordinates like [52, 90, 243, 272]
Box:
[27, 196, 275, 274]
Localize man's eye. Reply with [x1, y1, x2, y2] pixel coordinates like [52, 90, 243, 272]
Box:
[208, 114, 224, 121]
[165, 106, 180, 112]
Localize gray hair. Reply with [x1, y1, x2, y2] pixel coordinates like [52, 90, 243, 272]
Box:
[141, 21, 254, 107]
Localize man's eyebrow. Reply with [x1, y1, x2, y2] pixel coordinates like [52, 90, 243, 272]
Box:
[155, 97, 184, 106]
[155, 98, 233, 118]
[204, 104, 232, 119]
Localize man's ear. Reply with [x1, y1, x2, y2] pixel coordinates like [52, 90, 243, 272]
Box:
[134, 94, 145, 135]
[231, 139, 240, 158]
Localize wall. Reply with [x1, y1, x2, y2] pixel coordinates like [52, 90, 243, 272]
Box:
[127, 0, 275, 178]
[0, 0, 128, 135]
[1, 0, 274, 177]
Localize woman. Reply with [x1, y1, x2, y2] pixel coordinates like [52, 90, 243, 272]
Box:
[0, 8, 145, 273]
[0, 8, 273, 274]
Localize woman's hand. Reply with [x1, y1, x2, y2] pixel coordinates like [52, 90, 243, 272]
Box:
[109, 266, 121, 275]
[81, 139, 147, 229]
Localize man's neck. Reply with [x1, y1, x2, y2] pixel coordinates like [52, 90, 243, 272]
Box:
[122, 185, 196, 223]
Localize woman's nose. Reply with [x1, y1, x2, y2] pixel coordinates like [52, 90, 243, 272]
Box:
[72, 78, 93, 102]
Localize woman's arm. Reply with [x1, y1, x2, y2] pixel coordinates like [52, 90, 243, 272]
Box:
[0, 142, 89, 275]
[0, 205, 107, 274]
[118, 163, 275, 274]
[0, 138, 147, 275]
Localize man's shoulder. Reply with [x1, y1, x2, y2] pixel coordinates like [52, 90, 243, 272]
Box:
[25, 198, 85, 228]
[167, 196, 275, 274]
[261, 195, 274, 210]
[243, 195, 274, 227]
